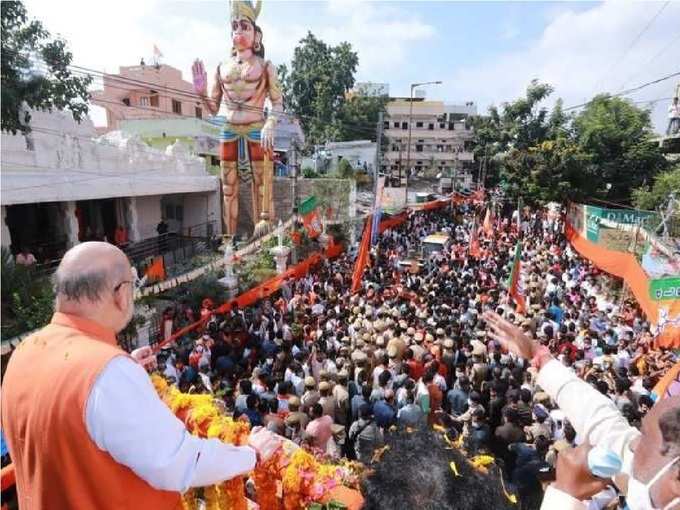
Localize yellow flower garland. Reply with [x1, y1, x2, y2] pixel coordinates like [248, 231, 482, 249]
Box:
[151, 374, 351, 510]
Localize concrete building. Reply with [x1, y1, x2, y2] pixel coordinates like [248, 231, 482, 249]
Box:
[382, 99, 476, 179]
[302, 140, 377, 175]
[91, 63, 200, 132]
[1, 108, 220, 261]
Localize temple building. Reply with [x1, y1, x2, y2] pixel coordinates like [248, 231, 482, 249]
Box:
[1, 108, 220, 264]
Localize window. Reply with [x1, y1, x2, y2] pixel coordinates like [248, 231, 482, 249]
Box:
[394, 122, 399, 128]
[383, 122, 389, 129]
[436, 145, 444, 152]
[415, 145, 423, 152]
[210, 156, 220, 166]
[195, 107, 202, 119]
[122, 98, 130, 107]
[172, 99, 182, 115]
[150, 94, 159, 107]
[416, 122, 423, 128]
[401, 122, 408, 130]
[139, 96, 150, 107]
[439, 123, 446, 129]
[428, 123, 434, 130]
[448, 122, 454, 130]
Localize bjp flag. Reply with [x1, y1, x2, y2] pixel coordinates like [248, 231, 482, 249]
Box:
[299, 196, 322, 238]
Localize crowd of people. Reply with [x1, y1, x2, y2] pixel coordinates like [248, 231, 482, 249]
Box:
[153, 200, 679, 508]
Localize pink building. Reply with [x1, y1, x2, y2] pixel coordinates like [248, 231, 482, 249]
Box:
[92, 63, 203, 131]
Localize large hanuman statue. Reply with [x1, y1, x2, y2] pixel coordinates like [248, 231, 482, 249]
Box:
[192, 0, 282, 236]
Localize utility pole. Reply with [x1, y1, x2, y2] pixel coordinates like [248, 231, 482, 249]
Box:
[374, 111, 384, 189]
[290, 136, 299, 264]
[372, 111, 384, 254]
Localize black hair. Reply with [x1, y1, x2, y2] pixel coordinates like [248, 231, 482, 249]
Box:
[362, 429, 515, 510]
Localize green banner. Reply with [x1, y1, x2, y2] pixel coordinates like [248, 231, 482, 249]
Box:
[585, 206, 602, 242]
[649, 277, 680, 301]
[298, 196, 318, 215]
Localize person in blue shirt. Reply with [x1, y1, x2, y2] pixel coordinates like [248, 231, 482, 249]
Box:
[547, 298, 564, 325]
[243, 394, 264, 427]
[373, 390, 397, 428]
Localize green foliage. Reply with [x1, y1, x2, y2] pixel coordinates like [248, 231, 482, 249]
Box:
[1, 1, 92, 134]
[235, 236, 286, 293]
[278, 32, 386, 146]
[632, 164, 680, 210]
[308, 179, 352, 220]
[572, 95, 668, 201]
[180, 270, 229, 312]
[1, 248, 54, 338]
[336, 158, 354, 179]
[472, 81, 669, 204]
[303, 167, 320, 178]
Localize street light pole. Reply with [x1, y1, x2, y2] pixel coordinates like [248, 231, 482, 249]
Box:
[404, 80, 442, 207]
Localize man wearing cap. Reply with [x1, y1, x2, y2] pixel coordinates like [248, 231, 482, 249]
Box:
[286, 396, 310, 431]
[301, 377, 320, 413]
[333, 371, 351, 427]
[319, 381, 337, 422]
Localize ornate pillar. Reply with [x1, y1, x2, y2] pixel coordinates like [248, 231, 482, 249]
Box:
[1, 207, 11, 249]
[62, 201, 80, 248]
[126, 197, 141, 242]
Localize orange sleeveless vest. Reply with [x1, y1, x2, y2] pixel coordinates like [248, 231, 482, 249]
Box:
[1, 312, 181, 510]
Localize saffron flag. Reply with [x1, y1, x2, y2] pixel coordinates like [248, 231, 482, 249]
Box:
[299, 196, 322, 238]
[507, 241, 526, 313]
[483, 207, 493, 235]
[351, 215, 373, 294]
[469, 216, 481, 258]
[145, 256, 166, 283]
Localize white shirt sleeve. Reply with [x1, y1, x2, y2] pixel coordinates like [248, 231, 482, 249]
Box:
[85, 356, 256, 492]
[537, 359, 639, 471]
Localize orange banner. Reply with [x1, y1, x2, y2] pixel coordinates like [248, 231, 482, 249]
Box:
[565, 222, 679, 349]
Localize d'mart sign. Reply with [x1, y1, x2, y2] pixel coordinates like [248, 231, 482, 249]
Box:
[583, 205, 654, 242]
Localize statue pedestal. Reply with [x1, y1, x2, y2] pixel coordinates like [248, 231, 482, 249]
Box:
[318, 232, 331, 252]
[218, 273, 239, 299]
[271, 245, 291, 274]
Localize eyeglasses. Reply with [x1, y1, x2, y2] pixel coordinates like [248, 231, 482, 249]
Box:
[113, 280, 133, 293]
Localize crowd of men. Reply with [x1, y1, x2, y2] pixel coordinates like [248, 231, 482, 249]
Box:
[156, 201, 678, 508]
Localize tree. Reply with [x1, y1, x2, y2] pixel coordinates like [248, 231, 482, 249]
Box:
[471, 80, 571, 199]
[472, 83, 669, 204]
[572, 95, 669, 202]
[1, 1, 92, 134]
[277, 32, 386, 147]
[632, 164, 680, 210]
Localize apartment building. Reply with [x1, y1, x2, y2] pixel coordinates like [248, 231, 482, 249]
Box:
[382, 99, 476, 179]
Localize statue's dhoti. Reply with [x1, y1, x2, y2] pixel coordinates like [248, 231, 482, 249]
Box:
[219, 123, 273, 236]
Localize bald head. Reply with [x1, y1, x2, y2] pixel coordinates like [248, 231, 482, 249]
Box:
[55, 242, 131, 304]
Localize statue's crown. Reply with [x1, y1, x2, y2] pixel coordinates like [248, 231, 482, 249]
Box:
[231, 0, 261, 22]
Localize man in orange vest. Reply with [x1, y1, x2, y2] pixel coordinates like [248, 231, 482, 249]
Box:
[1, 241, 280, 509]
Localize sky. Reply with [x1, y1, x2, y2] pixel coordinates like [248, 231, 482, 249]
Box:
[24, 0, 680, 134]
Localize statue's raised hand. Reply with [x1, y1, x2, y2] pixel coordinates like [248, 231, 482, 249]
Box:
[192, 59, 208, 96]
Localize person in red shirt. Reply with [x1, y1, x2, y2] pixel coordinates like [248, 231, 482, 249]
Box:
[404, 349, 424, 381]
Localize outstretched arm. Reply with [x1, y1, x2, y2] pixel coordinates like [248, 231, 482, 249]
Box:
[484, 312, 639, 464]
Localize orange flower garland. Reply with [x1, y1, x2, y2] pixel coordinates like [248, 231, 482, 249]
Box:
[151, 374, 358, 509]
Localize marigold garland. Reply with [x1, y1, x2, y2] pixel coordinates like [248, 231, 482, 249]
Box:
[151, 374, 354, 510]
